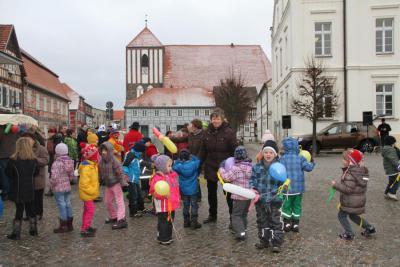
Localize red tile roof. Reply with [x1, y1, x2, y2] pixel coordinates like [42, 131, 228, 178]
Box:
[126, 87, 214, 108]
[127, 27, 162, 47]
[22, 50, 69, 101]
[113, 110, 125, 120]
[0, 25, 13, 51]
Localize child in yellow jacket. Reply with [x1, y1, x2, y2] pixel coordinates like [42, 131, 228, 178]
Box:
[79, 144, 100, 237]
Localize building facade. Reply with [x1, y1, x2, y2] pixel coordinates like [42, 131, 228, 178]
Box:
[62, 83, 86, 132]
[0, 25, 24, 114]
[84, 103, 93, 128]
[256, 80, 273, 142]
[112, 110, 125, 130]
[92, 107, 107, 127]
[271, 0, 400, 141]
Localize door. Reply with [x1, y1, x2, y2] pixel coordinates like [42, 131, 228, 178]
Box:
[320, 125, 342, 149]
[341, 123, 361, 148]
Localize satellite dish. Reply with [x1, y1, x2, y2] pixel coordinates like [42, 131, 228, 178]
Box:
[106, 101, 113, 109]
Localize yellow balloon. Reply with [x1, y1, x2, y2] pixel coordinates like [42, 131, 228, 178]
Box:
[155, 180, 170, 196]
[299, 150, 312, 162]
[161, 136, 178, 154]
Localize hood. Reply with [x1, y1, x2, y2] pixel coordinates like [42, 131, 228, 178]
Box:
[382, 146, 394, 154]
[100, 141, 114, 162]
[130, 148, 142, 159]
[283, 137, 299, 154]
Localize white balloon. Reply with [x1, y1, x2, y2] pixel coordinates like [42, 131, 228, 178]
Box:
[223, 183, 256, 199]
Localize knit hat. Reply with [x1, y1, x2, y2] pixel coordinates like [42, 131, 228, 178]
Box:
[142, 137, 151, 143]
[153, 154, 171, 174]
[344, 149, 363, 165]
[55, 143, 68, 156]
[87, 132, 99, 145]
[130, 122, 140, 130]
[262, 140, 279, 155]
[234, 146, 248, 160]
[133, 141, 146, 153]
[384, 135, 397, 146]
[81, 143, 99, 162]
[179, 149, 191, 161]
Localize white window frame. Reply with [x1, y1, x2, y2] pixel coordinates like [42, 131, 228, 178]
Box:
[376, 83, 394, 116]
[195, 109, 199, 116]
[142, 110, 147, 116]
[178, 109, 183, 116]
[205, 109, 210, 116]
[43, 97, 47, 112]
[132, 110, 138, 117]
[315, 22, 332, 57]
[36, 94, 40, 110]
[154, 109, 159, 116]
[166, 109, 171, 116]
[0, 86, 2, 106]
[376, 18, 394, 54]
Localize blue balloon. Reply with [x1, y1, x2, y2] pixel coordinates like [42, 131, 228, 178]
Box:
[268, 162, 287, 182]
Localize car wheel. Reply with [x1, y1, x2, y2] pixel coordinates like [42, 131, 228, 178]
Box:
[359, 140, 374, 153]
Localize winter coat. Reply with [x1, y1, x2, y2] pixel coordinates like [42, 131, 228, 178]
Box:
[202, 122, 237, 182]
[33, 141, 50, 190]
[333, 165, 369, 215]
[188, 129, 205, 159]
[50, 155, 75, 192]
[279, 138, 315, 194]
[173, 155, 201, 196]
[150, 171, 180, 213]
[6, 159, 38, 203]
[382, 145, 399, 175]
[79, 160, 100, 201]
[99, 142, 124, 187]
[97, 131, 109, 145]
[64, 136, 78, 161]
[108, 137, 123, 162]
[0, 126, 19, 159]
[219, 160, 253, 200]
[123, 149, 144, 184]
[250, 159, 283, 204]
[123, 129, 143, 153]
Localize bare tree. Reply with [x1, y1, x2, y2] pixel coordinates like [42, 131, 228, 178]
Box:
[291, 57, 339, 156]
[214, 70, 254, 132]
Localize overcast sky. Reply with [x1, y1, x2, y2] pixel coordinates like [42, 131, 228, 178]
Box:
[0, 0, 274, 109]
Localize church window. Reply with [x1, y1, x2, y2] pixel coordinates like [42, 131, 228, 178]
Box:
[141, 54, 149, 75]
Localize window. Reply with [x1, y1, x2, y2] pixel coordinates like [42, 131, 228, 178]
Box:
[327, 126, 341, 135]
[376, 18, 394, 54]
[316, 86, 334, 118]
[195, 109, 199, 116]
[50, 99, 53, 112]
[245, 124, 250, 133]
[26, 90, 31, 107]
[280, 47, 283, 76]
[315, 22, 331, 56]
[166, 125, 171, 131]
[9, 90, 13, 108]
[36, 94, 40, 110]
[205, 109, 210, 116]
[251, 109, 257, 119]
[43, 97, 47, 112]
[154, 110, 159, 116]
[0, 86, 2, 106]
[285, 37, 288, 69]
[178, 109, 183, 116]
[376, 84, 393, 116]
[275, 52, 279, 81]
[141, 54, 149, 75]
[345, 123, 359, 133]
[167, 110, 171, 116]
[142, 110, 147, 116]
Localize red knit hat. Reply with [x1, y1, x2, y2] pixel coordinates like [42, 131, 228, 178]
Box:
[81, 143, 99, 162]
[347, 149, 363, 165]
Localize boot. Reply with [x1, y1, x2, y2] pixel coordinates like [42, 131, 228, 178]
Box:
[112, 219, 128, 230]
[7, 219, 22, 240]
[53, 218, 69, 233]
[183, 215, 191, 228]
[191, 217, 202, 230]
[361, 225, 376, 237]
[203, 215, 217, 224]
[283, 218, 292, 232]
[29, 217, 38, 236]
[66, 217, 74, 232]
[291, 219, 300, 232]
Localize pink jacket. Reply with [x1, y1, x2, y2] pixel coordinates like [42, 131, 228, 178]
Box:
[50, 155, 75, 192]
[150, 171, 180, 213]
[219, 161, 253, 200]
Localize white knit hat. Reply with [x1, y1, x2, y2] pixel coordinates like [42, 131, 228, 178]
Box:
[55, 143, 68, 156]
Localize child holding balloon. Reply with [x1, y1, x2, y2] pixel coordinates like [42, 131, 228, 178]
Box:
[279, 137, 315, 232]
[250, 140, 285, 253]
[149, 155, 180, 245]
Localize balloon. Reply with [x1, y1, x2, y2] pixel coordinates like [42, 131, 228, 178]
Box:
[222, 183, 256, 199]
[152, 127, 161, 138]
[299, 150, 311, 163]
[4, 123, 12, 134]
[217, 172, 225, 185]
[202, 121, 209, 129]
[160, 136, 177, 154]
[269, 162, 287, 182]
[224, 157, 235, 171]
[11, 124, 18, 134]
[155, 180, 170, 196]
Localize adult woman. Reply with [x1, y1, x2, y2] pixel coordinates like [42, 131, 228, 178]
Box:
[201, 108, 237, 224]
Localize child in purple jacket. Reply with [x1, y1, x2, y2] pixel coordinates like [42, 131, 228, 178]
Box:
[50, 143, 75, 233]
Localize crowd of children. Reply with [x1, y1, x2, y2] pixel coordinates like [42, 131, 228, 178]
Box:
[5, 123, 400, 254]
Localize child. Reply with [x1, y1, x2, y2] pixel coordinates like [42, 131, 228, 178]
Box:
[332, 149, 376, 240]
[279, 137, 315, 232]
[122, 141, 148, 217]
[79, 143, 100, 237]
[219, 146, 252, 240]
[381, 135, 400, 201]
[250, 140, 285, 253]
[99, 142, 128, 229]
[149, 155, 180, 245]
[108, 129, 123, 162]
[50, 143, 75, 233]
[173, 149, 201, 230]
[5, 137, 39, 240]
[64, 129, 78, 166]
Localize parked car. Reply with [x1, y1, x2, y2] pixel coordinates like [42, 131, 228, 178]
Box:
[298, 122, 379, 153]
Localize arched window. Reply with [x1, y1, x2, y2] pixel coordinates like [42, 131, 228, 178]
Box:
[141, 54, 149, 68]
[137, 85, 144, 98]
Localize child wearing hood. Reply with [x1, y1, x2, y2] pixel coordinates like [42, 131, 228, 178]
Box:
[173, 149, 201, 229]
[50, 143, 75, 233]
[250, 140, 285, 253]
[279, 137, 315, 232]
[332, 149, 375, 240]
[149, 155, 180, 245]
[219, 146, 252, 241]
[99, 142, 127, 230]
[381, 135, 400, 201]
[79, 143, 100, 237]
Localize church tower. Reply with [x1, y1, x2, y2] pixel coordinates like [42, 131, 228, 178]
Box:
[126, 27, 164, 100]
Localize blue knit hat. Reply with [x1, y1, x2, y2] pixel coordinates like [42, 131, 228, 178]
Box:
[234, 146, 248, 160]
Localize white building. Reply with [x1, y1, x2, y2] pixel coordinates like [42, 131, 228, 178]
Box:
[256, 79, 273, 143]
[271, 0, 400, 141]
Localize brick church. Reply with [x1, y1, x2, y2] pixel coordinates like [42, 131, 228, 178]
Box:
[124, 26, 271, 139]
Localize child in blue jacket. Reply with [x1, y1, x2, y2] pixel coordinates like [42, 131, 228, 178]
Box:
[173, 149, 201, 229]
[279, 137, 315, 232]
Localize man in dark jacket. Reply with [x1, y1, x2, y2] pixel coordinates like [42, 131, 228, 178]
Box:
[201, 108, 237, 224]
[378, 118, 392, 146]
[0, 125, 19, 200]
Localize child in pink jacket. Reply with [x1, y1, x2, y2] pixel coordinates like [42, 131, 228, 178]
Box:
[149, 155, 180, 245]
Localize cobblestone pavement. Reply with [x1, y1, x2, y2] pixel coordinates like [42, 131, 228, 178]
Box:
[1, 143, 400, 266]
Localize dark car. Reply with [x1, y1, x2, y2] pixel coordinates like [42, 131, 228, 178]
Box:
[298, 122, 379, 153]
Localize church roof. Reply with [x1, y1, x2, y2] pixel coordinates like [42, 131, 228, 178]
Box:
[127, 27, 162, 47]
[125, 87, 214, 108]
